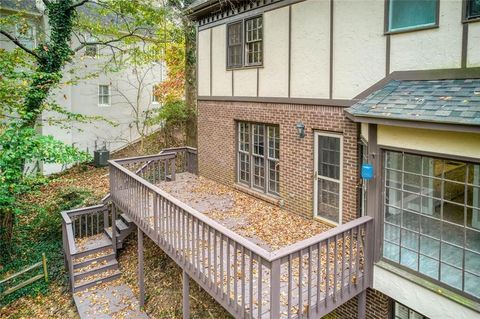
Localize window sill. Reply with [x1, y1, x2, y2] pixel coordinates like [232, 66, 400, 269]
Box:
[227, 65, 263, 71]
[98, 104, 111, 108]
[375, 260, 480, 313]
[384, 24, 438, 36]
[233, 183, 281, 206]
[463, 17, 480, 24]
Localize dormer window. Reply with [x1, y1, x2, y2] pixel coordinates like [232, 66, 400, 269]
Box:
[227, 16, 263, 69]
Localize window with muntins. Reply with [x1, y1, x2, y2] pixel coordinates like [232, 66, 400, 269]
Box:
[98, 85, 110, 106]
[393, 301, 429, 319]
[382, 150, 480, 299]
[237, 122, 279, 196]
[226, 16, 263, 68]
[315, 134, 342, 224]
[245, 17, 263, 66]
[227, 22, 243, 68]
[466, 0, 480, 20]
[387, 0, 437, 32]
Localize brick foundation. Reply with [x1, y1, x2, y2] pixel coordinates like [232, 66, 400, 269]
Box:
[324, 288, 391, 319]
[197, 100, 360, 223]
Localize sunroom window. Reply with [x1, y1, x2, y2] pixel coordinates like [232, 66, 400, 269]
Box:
[383, 150, 480, 299]
[237, 122, 279, 196]
[387, 0, 438, 32]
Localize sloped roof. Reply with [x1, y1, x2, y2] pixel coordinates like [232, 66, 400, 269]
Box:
[346, 79, 480, 126]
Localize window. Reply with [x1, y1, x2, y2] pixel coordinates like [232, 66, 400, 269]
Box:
[314, 133, 343, 224]
[98, 85, 110, 106]
[152, 85, 159, 104]
[466, 0, 480, 20]
[382, 150, 480, 299]
[237, 122, 279, 196]
[226, 16, 263, 68]
[245, 17, 263, 66]
[387, 0, 438, 32]
[393, 301, 428, 319]
[227, 22, 243, 68]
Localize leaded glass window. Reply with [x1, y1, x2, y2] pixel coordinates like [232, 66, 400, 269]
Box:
[227, 22, 242, 68]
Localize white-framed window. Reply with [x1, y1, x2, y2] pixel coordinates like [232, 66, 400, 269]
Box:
[98, 85, 110, 106]
[237, 122, 279, 196]
[314, 132, 343, 225]
[387, 0, 438, 33]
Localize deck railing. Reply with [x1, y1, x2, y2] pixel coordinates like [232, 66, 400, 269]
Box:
[61, 204, 112, 290]
[109, 149, 374, 319]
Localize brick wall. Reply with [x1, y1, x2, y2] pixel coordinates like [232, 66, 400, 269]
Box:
[324, 288, 391, 319]
[197, 100, 359, 223]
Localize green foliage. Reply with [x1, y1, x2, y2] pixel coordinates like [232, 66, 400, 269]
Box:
[0, 184, 97, 306]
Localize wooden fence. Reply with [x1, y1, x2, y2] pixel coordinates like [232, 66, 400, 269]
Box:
[0, 253, 48, 298]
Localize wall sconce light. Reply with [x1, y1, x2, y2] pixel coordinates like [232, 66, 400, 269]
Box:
[295, 122, 305, 138]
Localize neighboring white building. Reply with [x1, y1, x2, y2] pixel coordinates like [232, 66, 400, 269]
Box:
[0, 0, 165, 174]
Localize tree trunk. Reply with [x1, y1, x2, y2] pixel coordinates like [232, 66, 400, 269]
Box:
[184, 20, 197, 147]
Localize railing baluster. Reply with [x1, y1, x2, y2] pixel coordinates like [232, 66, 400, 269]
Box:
[220, 233, 225, 299]
[341, 231, 346, 299]
[316, 242, 321, 313]
[298, 250, 303, 318]
[202, 221, 206, 282]
[234, 241, 238, 311]
[308, 246, 312, 317]
[249, 250, 254, 319]
[214, 229, 218, 292]
[325, 237, 330, 308]
[333, 235, 338, 302]
[356, 226, 360, 287]
[288, 254, 292, 319]
[349, 228, 353, 293]
[227, 238, 231, 306]
[241, 246, 246, 317]
[257, 254, 262, 319]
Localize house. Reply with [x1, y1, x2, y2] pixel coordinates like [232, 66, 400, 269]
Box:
[0, 0, 165, 174]
[59, 0, 479, 318]
[184, 0, 480, 318]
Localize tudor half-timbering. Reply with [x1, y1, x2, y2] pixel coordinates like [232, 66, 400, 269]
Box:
[188, 0, 480, 318]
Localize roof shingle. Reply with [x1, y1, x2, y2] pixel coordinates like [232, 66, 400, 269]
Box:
[346, 79, 480, 126]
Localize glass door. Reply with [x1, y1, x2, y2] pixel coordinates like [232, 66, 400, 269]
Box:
[314, 132, 343, 224]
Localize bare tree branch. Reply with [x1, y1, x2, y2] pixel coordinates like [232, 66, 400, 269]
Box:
[69, 0, 90, 10]
[0, 30, 40, 59]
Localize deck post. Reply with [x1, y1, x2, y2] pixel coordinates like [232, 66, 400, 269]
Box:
[138, 228, 145, 308]
[358, 290, 367, 319]
[183, 270, 190, 319]
[112, 204, 117, 254]
[270, 260, 281, 319]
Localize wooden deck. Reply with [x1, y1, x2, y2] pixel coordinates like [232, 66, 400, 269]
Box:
[107, 150, 374, 319]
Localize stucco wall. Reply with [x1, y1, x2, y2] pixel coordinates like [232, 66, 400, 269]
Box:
[468, 22, 480, 68]
[196, 0, 478, 101]
[258, 7, 289, 97]
[377, 125, 480, 159]
[389, 0, 463, 71]
[332, 0, 386, 99]
[290, 0, 330, 98]
[374, 266, 479, 319]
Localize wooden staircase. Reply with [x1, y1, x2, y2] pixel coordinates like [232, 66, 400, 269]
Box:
[71, 213, 135, 293]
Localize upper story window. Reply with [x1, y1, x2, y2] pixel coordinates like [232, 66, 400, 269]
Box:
[466, 0, 480, 20]
[227, 16, 263, 69]
[382, 150, 480, 299]
[237, 122, 279, 196]
[98, 84, 111, 107]
[387, 0, 438, 33]
[152, 84, 160, 104]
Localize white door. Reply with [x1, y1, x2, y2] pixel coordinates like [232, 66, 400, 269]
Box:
[314, 132, 343, 225]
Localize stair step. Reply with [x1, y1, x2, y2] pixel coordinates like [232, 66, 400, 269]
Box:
[73, 252, 116, 270]
[72, 242, 113, 260]
[120, 213, 132, 225]
[74, 259, 118, 281]
[116, 219, 128, 232]
[73, 269, 121, 293]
